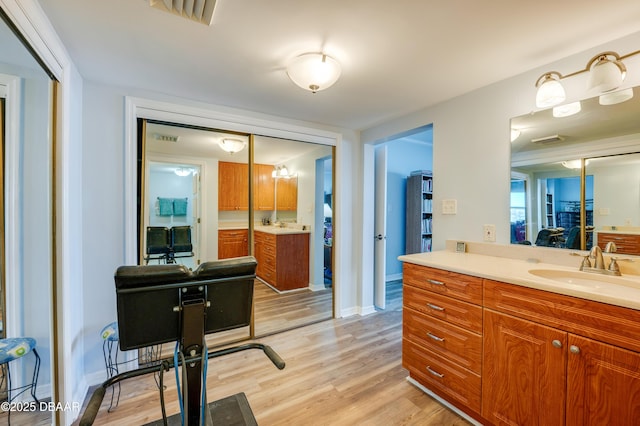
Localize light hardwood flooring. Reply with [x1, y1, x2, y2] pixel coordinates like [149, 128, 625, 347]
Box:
[3, 281, 471, 425]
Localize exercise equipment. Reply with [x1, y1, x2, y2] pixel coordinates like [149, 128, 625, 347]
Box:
[79, 256, 285, 426]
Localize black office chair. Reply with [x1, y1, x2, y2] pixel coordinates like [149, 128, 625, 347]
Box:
[171, 226, 193, 254]
[146, 227, 171, 264]
[565, 226, 581, 249]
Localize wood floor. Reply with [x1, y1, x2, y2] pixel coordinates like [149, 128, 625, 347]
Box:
[2, 281, 471, 425]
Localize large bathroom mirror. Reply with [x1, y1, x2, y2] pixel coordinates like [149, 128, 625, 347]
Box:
[0, 7, 56, 422]
[139, 121, 334, 356]
[510, 85, 640, 251]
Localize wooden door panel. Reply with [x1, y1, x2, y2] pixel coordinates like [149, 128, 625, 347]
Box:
[482, 309, 567, 425]
[567, 334, 640, 425]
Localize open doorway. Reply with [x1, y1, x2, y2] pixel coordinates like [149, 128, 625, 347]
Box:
[372, 125, 433, 310]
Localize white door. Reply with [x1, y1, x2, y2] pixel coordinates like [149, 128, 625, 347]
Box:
[374, 145, 388, 309]
[192, 168, 201, 265]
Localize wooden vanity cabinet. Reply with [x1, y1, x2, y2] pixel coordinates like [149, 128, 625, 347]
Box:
[254, 231, 309, 291]
[402, 263, 640, 425]
[596, 232, 640, 255]
[483, 279, 640, 425]
[218, 229, 248, 259]
[402, 263, 483, 416]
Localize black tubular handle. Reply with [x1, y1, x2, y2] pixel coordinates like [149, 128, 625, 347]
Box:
[263, 344, 286, 370]
[78, 386, 106, 426]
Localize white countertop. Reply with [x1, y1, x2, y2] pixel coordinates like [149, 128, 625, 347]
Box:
[254, 225, 311, 235]
[399, 250, 640, 311]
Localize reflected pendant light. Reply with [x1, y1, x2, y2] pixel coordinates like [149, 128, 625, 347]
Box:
[535, 72, 566, 108]
[218, 138, 246, 154]
[287, 53, 341, 93]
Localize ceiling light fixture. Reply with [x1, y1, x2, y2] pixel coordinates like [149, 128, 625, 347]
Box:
[562, 159, 589, 169]
[286, 52, 341, 93]
[534, 49, 640, 108]
[599, 87, 634, 105]
[175, 167, 191, 177]
[218, 138, 246, 154]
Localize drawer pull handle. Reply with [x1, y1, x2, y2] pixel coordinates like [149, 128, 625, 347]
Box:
[427, 303, 445, 311]
[427, 279, 445, 286]
[427, 332, 445, 342]
[426, 366, 444, 378]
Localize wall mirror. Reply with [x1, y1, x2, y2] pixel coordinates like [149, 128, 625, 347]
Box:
[0, 8, 55, 418]
[510, 85, 640, 252]
[139, 121, 333, 357]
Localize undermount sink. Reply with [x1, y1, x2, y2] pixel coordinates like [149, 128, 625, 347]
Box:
[528, 268, 640, 289]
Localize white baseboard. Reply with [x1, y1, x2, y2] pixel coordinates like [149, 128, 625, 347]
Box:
[406, 377, 483, 426]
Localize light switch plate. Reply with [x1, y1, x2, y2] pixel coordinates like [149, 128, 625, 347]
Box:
[442, 199, 457, 215]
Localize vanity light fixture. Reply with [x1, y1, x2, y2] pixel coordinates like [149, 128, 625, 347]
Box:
[272, 165, 293, 178]
[535, 72, 566, 108]
[599, 87, 634, 105]
[287, 52, 341, 93]
[534, 49, 640, 108]
[552, 101, 581, 118]
[218, 138, 246, 154]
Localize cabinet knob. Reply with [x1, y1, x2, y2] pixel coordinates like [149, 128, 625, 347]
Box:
[552, 339, 562, 349]
[569, 345, 581, 354]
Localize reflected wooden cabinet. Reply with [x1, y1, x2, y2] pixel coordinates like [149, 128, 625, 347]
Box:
[219, 161, 276, 211]
[596, 232, 640, 255]
[276, 177, 297, 211]
[254, 230, 308, 290]
[218, 161, 249, 211]
[218, 229, 248, 259]
[254, 163, 275, 211]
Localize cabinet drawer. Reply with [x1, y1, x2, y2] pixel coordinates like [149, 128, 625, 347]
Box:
[403, 338, 481, 414]
[403, 308, 482, 374]
[403, 263, 482, 304]
[597, 233, 640, 255]
[484, 279, 640, 353]
[404, 285, 483, 334]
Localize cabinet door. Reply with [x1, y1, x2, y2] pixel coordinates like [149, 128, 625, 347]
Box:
[276, 176, 297, 211]
[254, 163, 275, 210]
[218, 230, 248, 259]
[567, 334, 640, 425]
[482, 310, 567, 425]
[219, 162, 249, 210]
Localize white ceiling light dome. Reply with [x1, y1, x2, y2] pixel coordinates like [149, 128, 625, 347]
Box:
[587, 53, 626, 93]
[535, 72, 566, 108]
[287, 53, 341, 93]
[218, 138, 246, 154]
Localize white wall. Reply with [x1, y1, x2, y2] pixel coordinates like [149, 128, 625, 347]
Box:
[362, 31, 640, 252]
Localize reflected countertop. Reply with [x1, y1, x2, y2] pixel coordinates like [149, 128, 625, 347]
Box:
[399, 250, 640, 311]
[217, 223, 311, 234]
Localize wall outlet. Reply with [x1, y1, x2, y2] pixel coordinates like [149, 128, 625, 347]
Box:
[483, 224, 496, 242]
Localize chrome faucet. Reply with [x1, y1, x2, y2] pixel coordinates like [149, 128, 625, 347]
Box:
[576, 245, 624, 276]
[589, 246, 605, 270]
[604, 241, 617, 253]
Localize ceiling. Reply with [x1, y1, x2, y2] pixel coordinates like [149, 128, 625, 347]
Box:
[36, 0, 640, 130]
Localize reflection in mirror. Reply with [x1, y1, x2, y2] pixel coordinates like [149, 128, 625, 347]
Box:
[140, 124, 334, 350]
[510, 85, 640, 250]
[253, 136, 333, 337]
[587, 153, 640, 255]
[0, 9, 54, 422]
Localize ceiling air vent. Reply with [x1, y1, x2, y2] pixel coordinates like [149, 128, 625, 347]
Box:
[153, 134, 180, 142]
[531, 134, 565, 144]
[149, 0, 218, 26]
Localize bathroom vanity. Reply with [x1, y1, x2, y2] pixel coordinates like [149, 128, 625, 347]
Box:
[399, 246, 640, 425]
[254, 227, 310, 291]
